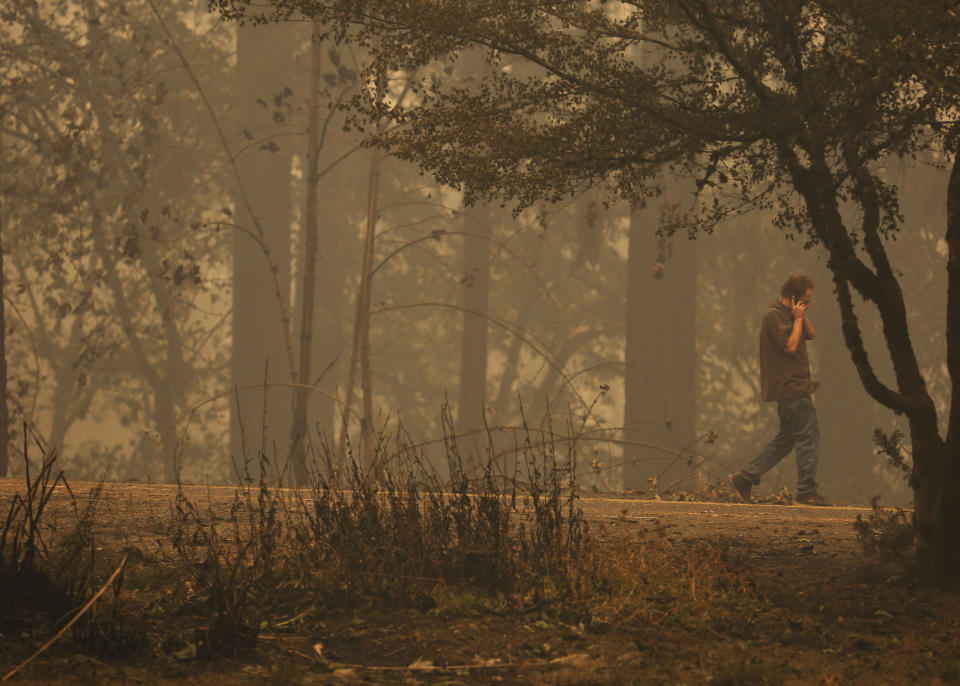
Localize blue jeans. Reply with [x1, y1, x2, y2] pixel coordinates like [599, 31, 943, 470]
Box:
[744, 396, 819, 497]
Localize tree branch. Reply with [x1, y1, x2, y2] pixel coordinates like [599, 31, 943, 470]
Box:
[833, 273, 909, 414]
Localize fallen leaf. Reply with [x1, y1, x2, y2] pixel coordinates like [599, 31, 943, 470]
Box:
[408, 658, 438, 671]
[550, 652, 592, 667]
[172, 641, 197, 660]
[473, 655, 502, 667]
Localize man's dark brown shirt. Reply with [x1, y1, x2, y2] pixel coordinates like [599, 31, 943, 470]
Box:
[760, 301, 815, 401]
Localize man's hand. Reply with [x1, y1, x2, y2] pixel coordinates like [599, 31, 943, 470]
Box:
[790, 296, 808, 320]
[785, 296, 810, 354]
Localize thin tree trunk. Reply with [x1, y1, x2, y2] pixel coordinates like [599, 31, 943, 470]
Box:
[289, 20, 324, 483]
[338, 150, 383, 472]
[456, 201, 492, 437]
[493, 296, 536, 414]
[47, 316, 86, 457]
[310, 189, 349, 447]
[231, 18, 296, 467]
[358, 152, 383, 472]
[338, 276, 362, 461]
[529, 328, 597, 419]
[623, 195, 697, 491]
[155, 383, 179, 480]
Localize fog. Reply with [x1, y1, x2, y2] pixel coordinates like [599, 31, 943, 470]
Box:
[2, 1, 947, 504]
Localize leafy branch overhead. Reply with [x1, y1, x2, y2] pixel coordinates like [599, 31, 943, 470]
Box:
[214, 0, 959, 220]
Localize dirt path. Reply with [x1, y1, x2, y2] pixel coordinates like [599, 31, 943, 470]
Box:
[579, 494, 872, 542]
[0, 477, 874, 560]
[0, 478, 875, 530]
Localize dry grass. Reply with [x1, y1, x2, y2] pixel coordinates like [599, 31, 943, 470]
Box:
[4, 420, 958, 684]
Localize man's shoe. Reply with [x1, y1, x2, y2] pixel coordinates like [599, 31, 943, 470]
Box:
[795, 492, 830, 506]
[728, 472, 753, 503]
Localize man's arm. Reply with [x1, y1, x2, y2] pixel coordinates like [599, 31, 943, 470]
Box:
[785, 317, 804, 354]
[785, 297, 809, 354]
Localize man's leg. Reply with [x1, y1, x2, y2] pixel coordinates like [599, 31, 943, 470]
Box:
[791, 397, 820, 497]
[741, 400, 796, 485]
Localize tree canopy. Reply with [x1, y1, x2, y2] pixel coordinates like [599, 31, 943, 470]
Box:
[217, 1, 959, 213]
[214, 0, 960, 574]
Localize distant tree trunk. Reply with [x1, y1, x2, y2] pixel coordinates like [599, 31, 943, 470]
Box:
[527, 194, 600, 420]
[289, 20, 324, 483]
[358, 153, 382, 472]
[231, 20, 297, 467]
[87, 149, 186, 480]
[310, 188, 349, 446]
[492, 305, 527, 414]
[529, 328, 597, 420]
[78, 22, 190, 480]
[623, 193, 697, 492]
[153, 257, 188, 482]
[339, 150, 383, 473]
[456, 202, 492, 438]
[492, 217, 547, 416]
[47, 316, 87, 457]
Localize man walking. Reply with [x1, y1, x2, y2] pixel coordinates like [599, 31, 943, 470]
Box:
[728, 274, 829, 505]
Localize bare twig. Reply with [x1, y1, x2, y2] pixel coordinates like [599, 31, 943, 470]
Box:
[144, 0, 297, 382]
[2, 553, 129, 682]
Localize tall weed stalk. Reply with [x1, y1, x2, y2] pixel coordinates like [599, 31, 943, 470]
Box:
[287, 404, 589, 608]
[170, 453, 285, 655]
[0, 434, 134, 655]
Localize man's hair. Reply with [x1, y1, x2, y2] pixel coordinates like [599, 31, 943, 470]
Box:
[780, 274, 814, 300]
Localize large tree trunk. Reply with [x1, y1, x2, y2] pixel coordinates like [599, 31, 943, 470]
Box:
[623, 194, 697, 491]
[231, 20, 297, 467]
[456, 202, 493, 439]
[0, 132, 7, 476]
[922, 151, 960, 576]
[910, 417, 957, 576]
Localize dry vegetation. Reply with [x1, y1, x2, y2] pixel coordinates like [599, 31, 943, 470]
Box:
[1, 429, 958, 685]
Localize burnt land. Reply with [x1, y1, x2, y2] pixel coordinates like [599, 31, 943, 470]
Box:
[1, 480, 957, 685]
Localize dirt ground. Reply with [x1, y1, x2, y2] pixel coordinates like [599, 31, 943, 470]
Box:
[1, 479, 958, 685]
